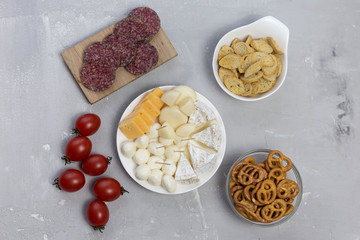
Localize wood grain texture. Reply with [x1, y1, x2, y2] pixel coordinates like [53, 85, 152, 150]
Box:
[61, 25, 177, 104]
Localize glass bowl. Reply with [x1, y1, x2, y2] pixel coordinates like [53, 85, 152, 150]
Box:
[225, 149, 302, 226]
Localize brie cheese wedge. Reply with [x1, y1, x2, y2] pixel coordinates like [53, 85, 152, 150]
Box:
[188, 143, 216, 174]
[174, 153, 198, 184]
[192, 123, 222, 152]
[189, 101, 216, 125]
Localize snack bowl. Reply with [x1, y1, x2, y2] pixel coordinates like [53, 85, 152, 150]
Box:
[225, 149, 302, 226]
[212, 16, 289, 101]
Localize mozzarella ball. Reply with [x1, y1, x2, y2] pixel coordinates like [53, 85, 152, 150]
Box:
[135, 164, 151, 181]
[148, 142, 165, 156]
[121, 141, 137, 158]
[133, 149, 150, 165]
[159, 137, 173, 146]
[148, 123, 161, 138]
[162, 174, 177, 193]
[162, 160, 176, 176]
[165, 145, 181, 161]
[148, 169, 163, 186]
[147, 156, 164, 170]
[135, 135, 149, 149]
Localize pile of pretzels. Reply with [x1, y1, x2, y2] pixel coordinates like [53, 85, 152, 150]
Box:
[229, 150, 299, 223]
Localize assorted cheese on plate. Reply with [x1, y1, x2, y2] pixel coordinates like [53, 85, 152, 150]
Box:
[116, 85, 226, 194]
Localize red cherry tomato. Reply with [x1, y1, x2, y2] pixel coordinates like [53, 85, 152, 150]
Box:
[62, 136, 92, 164]
[74, 113, 101, 136]
[81, 154, 112, 176]
[93, 178, 128, 202]
[53, 169, 85, 192]
[87, 200, 109, 232]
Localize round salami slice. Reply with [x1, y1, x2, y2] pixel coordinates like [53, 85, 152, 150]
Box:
[103, 34, 138, 66]
[125, 43, 158, 75]
[80, 61, 116, 91]
[83, 42, 120, 70]
[129, 7, 160, 41]
[114, 17, 147, 42]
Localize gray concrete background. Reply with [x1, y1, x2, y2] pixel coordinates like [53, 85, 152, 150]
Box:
[1, 0, 359, 239]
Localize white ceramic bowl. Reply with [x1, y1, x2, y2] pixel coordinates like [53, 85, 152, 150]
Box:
[212, 16, 289, 101]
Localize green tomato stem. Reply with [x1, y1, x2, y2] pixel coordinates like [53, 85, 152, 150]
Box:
[52, 178, 62, 190]
[61, 156, 72, 165]
[93, 226, 105, 233]
[121, 186, 129, 195]
[71, 128, 80, 135]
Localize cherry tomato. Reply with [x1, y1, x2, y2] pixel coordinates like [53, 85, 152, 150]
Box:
[62, 136, 92, 164]
[53, 169, 85, 192]
[93, 178, 128, 202]
[73, 113, 101, 136]
[81, 154, 112, 176]
[87, 200, 109, 232]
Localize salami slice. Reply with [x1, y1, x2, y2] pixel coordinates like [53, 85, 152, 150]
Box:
[125, 43, 158, 75]
[83, 42, 120, 70]
[80, 61, 116, 91]
[114, 17, 147, 42]
[103, 34, 138, 66]
[129, 7, 160, 41]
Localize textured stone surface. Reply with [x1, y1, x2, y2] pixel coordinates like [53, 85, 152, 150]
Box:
[1, 0, 359, 239]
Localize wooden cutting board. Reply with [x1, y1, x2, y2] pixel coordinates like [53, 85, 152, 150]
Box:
[61, 24, 177, 104]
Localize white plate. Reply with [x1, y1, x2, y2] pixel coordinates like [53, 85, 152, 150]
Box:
[212, 16, 289, 101]
[116, 86, 227, 194]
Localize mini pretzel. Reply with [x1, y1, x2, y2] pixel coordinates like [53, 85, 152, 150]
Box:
[236, 199, 258, 213]
[256, 179, 277, 205]
[244, 156, 255, 164]
[267, 150, 292, 172]
[279, 156, 293, 172]
[267, 150, 284, 168]
[231, 161, 248, 182]
[230, 185, 243, 197]
[228, 180, 237, 190]
[243, 184, 256, 201]
[233, 189, 259, 213]
[236, 205, 260, 222]
[260, 199, 287, 222]
[255, 208, 271, 223]
[256, 162, 266, 169]
[277, 179, 299, 199]
[250, 182, 267, 206]
[238, 164, 266, 185]
[283, 197, 295, 204]
[244, 183, 266, 206]
[284, 204, 294, 216]
[233, 188, 245, 204]
[264, 159, 271, 172]
[268, 168, 286, 185]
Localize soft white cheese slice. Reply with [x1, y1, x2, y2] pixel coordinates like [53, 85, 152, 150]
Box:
[188, 143, 216, 174]
[189, 101, 216, 125]
[192, 123, 222, 152]
[174, 153, 198, 184]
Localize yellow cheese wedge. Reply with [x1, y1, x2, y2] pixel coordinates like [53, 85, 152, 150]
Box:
[119, 119, 144, 139]
[141, 92, 164, 109]
[151, 87, 164, 98]
[128, 114, 150, 133]
[120, 88, 164, 139]
[126, 107, 155, 127]
[135, 99, 160, 119]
